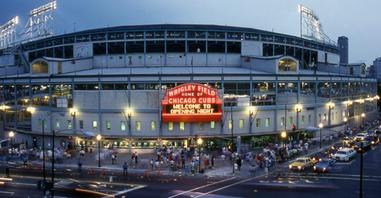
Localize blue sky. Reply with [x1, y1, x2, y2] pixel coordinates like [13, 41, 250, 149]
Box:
[1, 0, 380, 65]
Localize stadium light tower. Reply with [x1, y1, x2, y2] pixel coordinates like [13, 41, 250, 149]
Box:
[0, 16, 19, 49]
[21, 0, 57, 42]
[298, 4, 335, 45]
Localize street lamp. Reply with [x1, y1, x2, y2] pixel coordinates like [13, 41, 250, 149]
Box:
[361, 113, 365, 128]
[280, 131, 287, 149]
[197, 137, 203, 173]
[248, 106, 257, 134]
[0, 104, 9, 133]
[8, 131, 15, 145]
[343, 117, 348, 132]
[318, 122, 323, 148]
[124, 108, 133, 156]
[326, 102, 335, 126]
[294, 104, 303, 130]
[96, 134, 102, 168]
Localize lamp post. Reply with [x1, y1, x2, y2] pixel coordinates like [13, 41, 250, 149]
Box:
[96, 134, 102, 168]
[294, 103, 303, 130]
[248, 106, 256, 134]
[230, 104, 234, 174]
[125, 108, 132, 156]
[343, 117, 348, 132]
[280, 131, 287, 149]
[69, 107, 77, 134]
[197, 137, 203, 173]
[326, 101, 335, 127]
[8, 131, 14, 146]
[1, 104, 9, 136]
[361, 113, 365, 129]
[318, 123, 323, 148]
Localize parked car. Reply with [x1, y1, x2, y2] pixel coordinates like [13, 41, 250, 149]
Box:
[289, 157, 313, 171]
[332, 148, 356, 162]
[313, 158, 336, 173]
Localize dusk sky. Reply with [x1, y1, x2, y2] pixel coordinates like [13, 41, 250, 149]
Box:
[1, 0, 379, 65]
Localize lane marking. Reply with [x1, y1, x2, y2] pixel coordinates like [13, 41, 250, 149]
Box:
[168, 176, 237, 198]
[111, 185, 146, 197]
[193, 175, 263, 198]
[0, 190, 14, 196]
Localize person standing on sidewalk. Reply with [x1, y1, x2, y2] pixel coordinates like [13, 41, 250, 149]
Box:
[304, 142, 309, 154]
[150, 158, 154, 171]
[123, 161, 128, 176]
[78, 160, 82, 174]
[236, 156, 242, 171]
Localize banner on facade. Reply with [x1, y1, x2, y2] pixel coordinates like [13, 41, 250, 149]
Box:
[161, 83, 222, 122]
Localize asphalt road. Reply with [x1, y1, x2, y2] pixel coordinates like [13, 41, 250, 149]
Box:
[1, 141, 380, 198]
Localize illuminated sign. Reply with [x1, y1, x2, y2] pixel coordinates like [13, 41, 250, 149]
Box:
[162, 83, 222, 122]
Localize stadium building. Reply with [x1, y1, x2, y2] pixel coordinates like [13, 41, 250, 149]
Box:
[0, 24, 378, 149]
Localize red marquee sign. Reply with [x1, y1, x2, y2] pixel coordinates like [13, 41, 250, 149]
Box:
[162, 83, 222, 123]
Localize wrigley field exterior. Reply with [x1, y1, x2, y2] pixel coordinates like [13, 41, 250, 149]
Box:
[0, 24, 378, 149]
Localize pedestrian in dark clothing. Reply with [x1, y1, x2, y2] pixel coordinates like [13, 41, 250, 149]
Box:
[211, 155, 215, 168]
[123, 162, 128, 176]
[5, 165, 10, 177]
[236, 157, 242, 171]
[78, 161, 82, 174]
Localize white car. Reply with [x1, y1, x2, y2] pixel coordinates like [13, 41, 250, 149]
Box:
[354, 133, 368, 141]
[332, 148, 356, 162]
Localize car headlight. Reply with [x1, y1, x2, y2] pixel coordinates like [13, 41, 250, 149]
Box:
[323, 167, 326, 171]
[289, 165, 292, 169]
[371, 141, 375, 144]
[298, 166, 302, 170]
[313, 166, 316, 170]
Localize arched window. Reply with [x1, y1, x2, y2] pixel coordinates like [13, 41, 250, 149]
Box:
[32, 60, 49, 74]
[278, 57, 297, 72]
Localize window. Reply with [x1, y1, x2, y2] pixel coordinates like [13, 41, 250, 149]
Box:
[64, 45, 73, 58]
[166, 40, 185, 53]
[210, 121, 216, 129]
[55, 120, 60, 128]
[93, 43, 106, 55]
[67, 120, 72, 129]
[151, 121, 156, 131]
[188, 31, 206, 39]
[208, 41, 225, 53]
[179, 122, 185, 131]
[135, 121, 141, 131]
[256, 118, 261, 128]
[239, 119, 244, 129]
[308, 115, 312, 124]
[301, 115, 305, 125]
[227, 42, 241, 53]
[262, 44, 273, 56]
[108, 42, 124, 54]
[92, 120, 97, 129]
[280, 117, 285, 126]
[146, 41, 164, 53]
[79, 120, 84, 129]
[274, 45, 284, 55]
[106, 120, 111, 130]
[126, 41, 144, 53]
[188, 40, 206, 53]
[31, 60, 49, 74]
[228, 120, 233, 129]
[278, 58, 297, 72]
[120, 121, 126, 131]
[265, 118, 270, 127]
[168, 122, 174, 131]
[323, 113, 327, 121]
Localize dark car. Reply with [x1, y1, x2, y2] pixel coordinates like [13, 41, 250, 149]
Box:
[353, 140, 371, 153]
[313, 158, 336, 173]
[310, 152, 326, 165]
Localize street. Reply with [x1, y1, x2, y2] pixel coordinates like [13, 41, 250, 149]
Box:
[1, 138, 381, 198]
